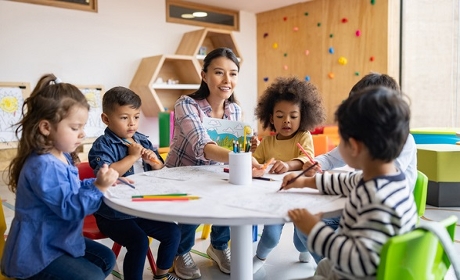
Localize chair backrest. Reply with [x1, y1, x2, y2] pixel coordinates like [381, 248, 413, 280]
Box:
[77, 162, 95, 180]
[413, 170, 428, 217]
[377, 215, 457, 280]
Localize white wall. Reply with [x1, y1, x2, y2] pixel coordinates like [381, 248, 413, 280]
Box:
[402, 0, 460, 128]
[0, 0, 257, 146]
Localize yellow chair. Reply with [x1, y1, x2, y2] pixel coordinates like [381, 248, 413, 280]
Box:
[201, 224, 258, 242]
[0, 198, 13, 279]
[377, 215, 459, 280]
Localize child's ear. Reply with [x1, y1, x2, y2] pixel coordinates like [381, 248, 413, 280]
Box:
[348, 137, 362, 157]
[38, 120, 51, 137]
[101, 113, 110, 126]
[270, 114, 274, 124]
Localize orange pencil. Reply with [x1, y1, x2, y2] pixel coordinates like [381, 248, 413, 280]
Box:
[296, 142, 315, 163]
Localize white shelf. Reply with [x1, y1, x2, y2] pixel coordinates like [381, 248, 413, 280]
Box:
[152, 84, 200, 90]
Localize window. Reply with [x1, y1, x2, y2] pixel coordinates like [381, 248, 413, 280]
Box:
[9, 0, 97, 12]
[166, 0, 239, 31]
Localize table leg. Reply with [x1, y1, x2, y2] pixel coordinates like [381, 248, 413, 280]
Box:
[230, 224, 253, 280]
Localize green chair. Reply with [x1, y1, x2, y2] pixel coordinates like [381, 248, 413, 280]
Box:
[413, 170, 428, 218]
[377, 215, 459, 280]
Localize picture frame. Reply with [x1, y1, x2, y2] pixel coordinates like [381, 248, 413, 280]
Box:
[9, 0, 98, 13]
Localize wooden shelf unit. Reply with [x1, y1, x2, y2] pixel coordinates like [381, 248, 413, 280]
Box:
[175, 28, 243, 64]
[130, 28, 241, 117]
[130, 54, 201, 117]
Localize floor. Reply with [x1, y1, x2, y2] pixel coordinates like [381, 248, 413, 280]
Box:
[1, 172, 459, 280]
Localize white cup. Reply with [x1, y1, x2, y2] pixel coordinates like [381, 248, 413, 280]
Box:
[229, 152, 252, 185]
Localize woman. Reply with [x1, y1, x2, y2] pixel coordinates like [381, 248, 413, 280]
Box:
[166, 47, 255, 279]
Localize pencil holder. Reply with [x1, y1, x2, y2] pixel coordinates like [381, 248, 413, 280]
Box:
[229, 152, 252, 185]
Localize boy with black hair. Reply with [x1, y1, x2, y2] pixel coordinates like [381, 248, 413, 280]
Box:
[281, 87, 418, 279]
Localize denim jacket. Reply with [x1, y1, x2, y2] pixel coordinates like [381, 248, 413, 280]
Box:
[88, 128, 164, 219]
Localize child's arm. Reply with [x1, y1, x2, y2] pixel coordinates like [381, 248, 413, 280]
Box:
[280, 173, 317, 190]
[269, 159, 303, 174]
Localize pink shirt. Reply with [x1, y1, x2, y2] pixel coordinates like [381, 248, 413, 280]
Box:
[165, 95, 242, 167]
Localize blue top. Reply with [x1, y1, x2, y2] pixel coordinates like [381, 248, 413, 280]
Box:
[88, 128, 163, 219]
[1, 153, 103, 278]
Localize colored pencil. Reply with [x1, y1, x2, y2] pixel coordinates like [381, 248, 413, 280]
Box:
[132, 197, 200, 202]
[279, 162, 319, 191]
[296, 142, 315, 164]
[132, 193, 188, 198]
[253, 177, 275, 181]
[132, 195, 200, 200]
[117, 178, 136, 189]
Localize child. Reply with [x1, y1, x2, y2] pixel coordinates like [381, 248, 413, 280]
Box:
[303, 73, 417, 189]
[252, 76, 326, 273]
[1, 73, 119, 279]
[88, 86, 181, 280]
[300, 73, 418, 264]
[282, 86, 418, 279]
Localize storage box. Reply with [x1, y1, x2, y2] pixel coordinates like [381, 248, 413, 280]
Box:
[427, 181, 460, 207]
[417, 144, 460, 182]
[417, 144, 460, 206]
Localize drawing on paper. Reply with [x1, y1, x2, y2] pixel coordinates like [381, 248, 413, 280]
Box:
[79, 87, 106, 139]
[0, 87, 25, 145]
[202, 118, 253, 151]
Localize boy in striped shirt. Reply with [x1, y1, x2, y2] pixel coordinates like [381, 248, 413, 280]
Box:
[281, 86, 418, 279]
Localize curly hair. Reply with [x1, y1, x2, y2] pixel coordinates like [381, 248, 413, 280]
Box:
[255, 77, 326, 132]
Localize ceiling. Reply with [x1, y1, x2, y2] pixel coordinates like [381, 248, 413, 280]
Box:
[182, 0, 309, 14]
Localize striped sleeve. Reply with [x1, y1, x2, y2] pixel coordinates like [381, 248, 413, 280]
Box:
[309, 173, 418, 278]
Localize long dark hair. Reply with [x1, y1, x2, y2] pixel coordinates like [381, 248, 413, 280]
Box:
[188, 47, 239, 103]
[7, 73, 89, 193]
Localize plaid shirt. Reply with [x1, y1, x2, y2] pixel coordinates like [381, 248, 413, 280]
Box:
[165, 95, 241, 167]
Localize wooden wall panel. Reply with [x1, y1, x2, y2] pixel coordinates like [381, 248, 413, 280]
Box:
[257, 0, 394, 134]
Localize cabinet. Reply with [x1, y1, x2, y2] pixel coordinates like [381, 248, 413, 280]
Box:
[130, 28, 242, 117]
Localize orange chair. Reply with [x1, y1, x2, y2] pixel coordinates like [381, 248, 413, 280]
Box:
[77, 162, 157, 275]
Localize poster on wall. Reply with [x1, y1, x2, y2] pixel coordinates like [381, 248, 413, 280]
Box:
[78, 86, 106, 142]
[0, 83, 30, 149]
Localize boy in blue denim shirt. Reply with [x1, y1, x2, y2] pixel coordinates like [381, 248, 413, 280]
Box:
[89, 86, 181, 280]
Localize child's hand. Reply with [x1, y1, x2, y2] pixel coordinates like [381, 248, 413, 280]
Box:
[141, 149, 162, 167]
[252, 167, 265, 178]
[250, 136, 259, 153]
[126, 142, 144, 158]
[252, 157, 263, 170]
[94, 164, 119, 193]
[280, 172, 309, 190]
[288, 208, 321, 235]
[302, 161, 322, 175]
[269, 160, 289, 174]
